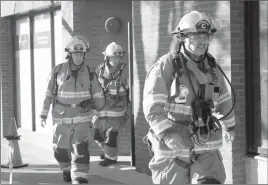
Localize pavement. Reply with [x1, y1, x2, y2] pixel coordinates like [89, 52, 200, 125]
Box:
[1, 128, 152, 185]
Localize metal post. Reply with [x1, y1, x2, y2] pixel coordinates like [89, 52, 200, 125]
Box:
[128, 22, 135, 166]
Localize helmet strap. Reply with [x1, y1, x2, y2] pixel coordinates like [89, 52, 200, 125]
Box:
[105, 56, 112, 68]
[177, 41, 184, 52]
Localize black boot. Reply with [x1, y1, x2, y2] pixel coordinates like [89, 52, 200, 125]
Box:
[99, 158, 117, 166]
[72, 177, 88, 184]
[63, 171, 71, 182]
[100, 153, 105, 160]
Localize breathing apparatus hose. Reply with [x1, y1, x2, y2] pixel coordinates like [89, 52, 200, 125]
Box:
[215, 64, 236, 120]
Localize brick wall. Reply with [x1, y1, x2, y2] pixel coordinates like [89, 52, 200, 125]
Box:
[0, 3, 14, 138]
[72, 0, 132, 68]
[69, 0, 132, 156]
[229, 1, 246, 183]
[132, 1, 247, 182]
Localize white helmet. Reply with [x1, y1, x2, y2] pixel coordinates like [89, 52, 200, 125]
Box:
[171, 11, 217, 37]
[102, 42, 125, 57]
[65, 35, 90, 53]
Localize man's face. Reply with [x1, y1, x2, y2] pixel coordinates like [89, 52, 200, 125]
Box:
[108, 56, 122, 67]
[71, 52, 85, 66]
[184, 33, 210, 56]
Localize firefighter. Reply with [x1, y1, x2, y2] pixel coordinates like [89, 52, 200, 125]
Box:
[94, 42, 130, 167]
[143, 11, 236, 184]
[40, 35, 105, 184]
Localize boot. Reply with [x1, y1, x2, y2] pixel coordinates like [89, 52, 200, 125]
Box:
[100, 153, 105, 160]
[62, 171, 71, 182]
[99, 158, 117, 166]
[72, 177, 88, 184]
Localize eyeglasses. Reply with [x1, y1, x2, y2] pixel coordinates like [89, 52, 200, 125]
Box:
[187, 34, 209, 42]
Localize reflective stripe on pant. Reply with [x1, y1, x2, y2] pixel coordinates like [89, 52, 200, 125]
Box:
[93, 116, 127, 160]
[53, 122, 94, 180]
[53, 124, 71, 172]
[149, 150, 226, 184]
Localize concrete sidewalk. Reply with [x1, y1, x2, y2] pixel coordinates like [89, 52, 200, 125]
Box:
[1, 128, 152, 184]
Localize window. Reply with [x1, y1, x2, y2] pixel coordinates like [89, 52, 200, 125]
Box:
[54, 10, 63, 66]
[33, 13, 52, 132]
[14, 8, 61, 131]
[15, 18, 32, 130]
[245, 1, 268, 157]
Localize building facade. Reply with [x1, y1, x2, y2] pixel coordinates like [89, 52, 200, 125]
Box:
[0, 0, 132, 156]
[1, 1, 267, 184]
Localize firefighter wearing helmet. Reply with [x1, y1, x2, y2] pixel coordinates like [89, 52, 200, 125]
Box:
[40, 35, 105, 184]
[94, 42, 130, 166]
[143, 11, 236, 184]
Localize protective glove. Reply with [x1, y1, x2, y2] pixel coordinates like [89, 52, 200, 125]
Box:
[212, 112, 235, 143]
[158, 127, 188, 150]
[41, 118, 46, 127]
[224, 130, 235, 143]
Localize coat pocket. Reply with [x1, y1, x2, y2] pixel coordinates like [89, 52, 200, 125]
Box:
[52, 103, 65, 118]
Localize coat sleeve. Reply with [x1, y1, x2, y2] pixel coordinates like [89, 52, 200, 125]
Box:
[143, 54, 175, 137]
[95, 63, 105, 87]
[91, 71, 105, 111]
[39, 66, 58, 119]
[120, 63, 131, 118]
[121, 63, 130, 101]
[215, 68, 236, 132]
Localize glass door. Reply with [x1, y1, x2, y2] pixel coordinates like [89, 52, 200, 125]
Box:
[15, 18, 33, 130]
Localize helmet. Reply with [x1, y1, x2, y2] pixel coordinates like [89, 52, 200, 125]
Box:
[102, 42, 125, 57]
[65, 35, 90, 53]
[171, 11, 217, 37]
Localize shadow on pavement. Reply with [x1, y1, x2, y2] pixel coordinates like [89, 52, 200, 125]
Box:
[1, 166, 126, 184]
[1, 171, 63, 184]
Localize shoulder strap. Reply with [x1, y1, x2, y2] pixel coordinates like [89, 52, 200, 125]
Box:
[117, 63, 126, 80]
[177, 52, 197, 98]
[54, 63, 63, 77]
[206, 52, 216, 68]
[206, 53, 218, 84]
[172, 54, 183, 78]
[52, 63, 64, 107]
[86, 65, 94, 99]
[53, 63, 63, 96]
[98, 63, 105, 79]
[86, 65, 94, 81]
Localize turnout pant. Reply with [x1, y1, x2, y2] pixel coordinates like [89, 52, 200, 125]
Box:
[52, 122, 94, 181]
[149, 150, 226, 184]
[94, 116, 127, 160]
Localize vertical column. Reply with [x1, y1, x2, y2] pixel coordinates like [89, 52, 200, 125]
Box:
[61, 1, 74, 61]
[0, 4, 15, 137]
